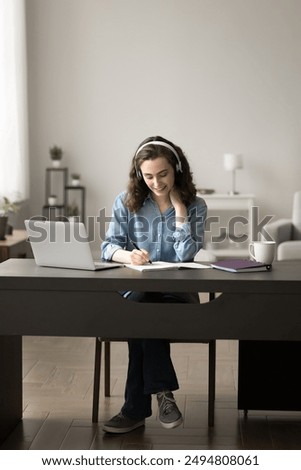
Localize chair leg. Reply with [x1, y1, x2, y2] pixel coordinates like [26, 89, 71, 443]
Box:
[104, 341, 111, 397]
[208, 339, 216, 427]
[92, 338, 102, 423]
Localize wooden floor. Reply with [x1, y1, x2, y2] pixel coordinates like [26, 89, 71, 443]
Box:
[2, 336, 301, 450]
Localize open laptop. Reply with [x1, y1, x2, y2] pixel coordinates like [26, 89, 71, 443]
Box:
[24, 219, 121, 271]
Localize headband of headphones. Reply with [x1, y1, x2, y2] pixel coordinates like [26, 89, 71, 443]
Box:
[135, 141, 183, 177]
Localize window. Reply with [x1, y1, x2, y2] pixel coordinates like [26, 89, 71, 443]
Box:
[0, 0, 29, 202]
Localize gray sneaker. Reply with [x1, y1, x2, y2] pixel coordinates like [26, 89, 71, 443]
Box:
[103, 412, 145, 434]
[157, 390, 183, 429]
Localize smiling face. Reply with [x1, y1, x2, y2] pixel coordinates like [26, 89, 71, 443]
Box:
[140, 156, 175, 202]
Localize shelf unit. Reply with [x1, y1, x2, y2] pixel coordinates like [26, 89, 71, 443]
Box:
[65, 186, 86, 223]
[42, 205, 66, 221]
[45, 168, 68, 206]
[43, 168, 86, 223]
[198, 193, 255, 259]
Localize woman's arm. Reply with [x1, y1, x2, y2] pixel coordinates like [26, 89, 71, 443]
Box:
[101, 193, 128, 261]
[172, 197, 207, 262]
[112, 247, 150, 265]
[101, 193, 151, 265]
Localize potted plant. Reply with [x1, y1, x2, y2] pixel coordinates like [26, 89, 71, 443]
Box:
[0, 197, 19, 240]
[48, 195, 57, 206]
[71, 173, 81, 186]
[49, 145, 63, 167]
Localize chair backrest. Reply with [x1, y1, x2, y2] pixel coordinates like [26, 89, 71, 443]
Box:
[292, 191, 301, 240]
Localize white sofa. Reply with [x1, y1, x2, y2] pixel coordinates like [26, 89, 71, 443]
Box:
[266, 191, 301, 260]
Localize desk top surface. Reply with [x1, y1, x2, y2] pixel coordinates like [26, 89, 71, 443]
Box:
[0, 258, 300, 294]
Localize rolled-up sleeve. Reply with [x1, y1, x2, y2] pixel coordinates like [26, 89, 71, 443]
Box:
[101, 193, 129, 261]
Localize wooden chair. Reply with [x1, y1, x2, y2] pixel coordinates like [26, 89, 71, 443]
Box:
[92, 292, 217, 427]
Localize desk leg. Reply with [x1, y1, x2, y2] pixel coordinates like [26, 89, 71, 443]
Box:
[0, 335, 22, 443]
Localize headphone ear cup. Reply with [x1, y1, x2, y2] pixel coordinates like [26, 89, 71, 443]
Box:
[136, 169, 142, 180]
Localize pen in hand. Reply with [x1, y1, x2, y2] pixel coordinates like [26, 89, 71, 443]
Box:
[131, 241, 152, 264]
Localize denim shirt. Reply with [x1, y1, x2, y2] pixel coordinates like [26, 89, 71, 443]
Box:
[101, 191, 207, 263]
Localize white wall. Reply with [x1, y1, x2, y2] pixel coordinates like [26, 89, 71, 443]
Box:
[26, 0, 301, 249]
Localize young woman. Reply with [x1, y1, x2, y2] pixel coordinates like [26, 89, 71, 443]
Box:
[101, 136, 207, 433]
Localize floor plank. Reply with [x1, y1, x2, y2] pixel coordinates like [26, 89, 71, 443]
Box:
[1, 336, 301, 450]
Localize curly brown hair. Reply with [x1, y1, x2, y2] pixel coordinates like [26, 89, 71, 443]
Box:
[124, 136, 196, 213]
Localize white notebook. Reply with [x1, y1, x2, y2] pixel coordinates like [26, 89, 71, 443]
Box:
[125, 261, 211, 272]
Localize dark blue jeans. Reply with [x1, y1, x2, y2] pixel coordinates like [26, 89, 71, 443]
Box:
[121, 291, 199, 420]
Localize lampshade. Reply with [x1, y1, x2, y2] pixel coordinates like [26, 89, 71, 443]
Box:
[223, 154, 243, 171]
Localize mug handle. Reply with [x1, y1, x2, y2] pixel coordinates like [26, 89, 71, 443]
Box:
[249, 242, 256, 260]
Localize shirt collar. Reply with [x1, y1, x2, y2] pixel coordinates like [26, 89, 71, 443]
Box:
[143, 192, 154, 205]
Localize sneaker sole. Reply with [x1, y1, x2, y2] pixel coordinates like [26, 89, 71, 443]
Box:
[103, 420, 145, 434]
[159, 415, 183, 429]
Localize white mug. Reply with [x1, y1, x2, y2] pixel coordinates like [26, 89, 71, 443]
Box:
[249, 241, 276, 265]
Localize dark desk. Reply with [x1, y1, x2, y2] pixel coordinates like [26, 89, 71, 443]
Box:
[0, 259, 301, 441]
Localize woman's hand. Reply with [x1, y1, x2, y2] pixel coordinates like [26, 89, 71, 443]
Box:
[169, 187, 183, 209]
[111, 248, 148, 265]
[112, 248, 151, 265]
[169, 187, 187, 225]
[130, 248, 151, 265]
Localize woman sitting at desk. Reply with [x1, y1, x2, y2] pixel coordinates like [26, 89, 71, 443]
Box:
[101, 135, 207, 433]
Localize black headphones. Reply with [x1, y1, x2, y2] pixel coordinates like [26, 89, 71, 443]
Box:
[134, 141, 183, 180]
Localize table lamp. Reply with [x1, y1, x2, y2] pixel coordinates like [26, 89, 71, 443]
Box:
[223, 154, 243, 195]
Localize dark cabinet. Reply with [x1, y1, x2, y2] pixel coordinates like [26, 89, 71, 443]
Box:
[238, 340, 301, 412]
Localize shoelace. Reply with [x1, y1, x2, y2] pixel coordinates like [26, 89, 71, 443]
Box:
[157, 391, 176, 415]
